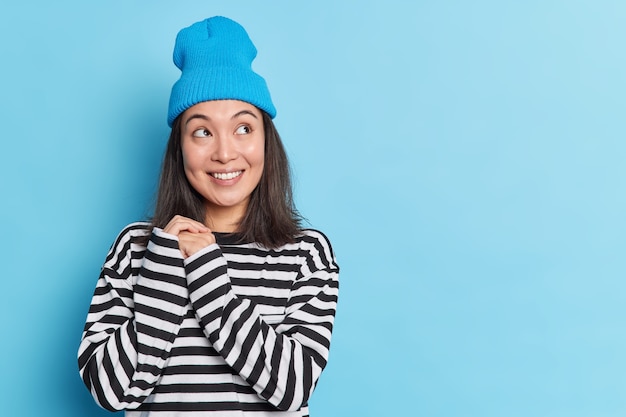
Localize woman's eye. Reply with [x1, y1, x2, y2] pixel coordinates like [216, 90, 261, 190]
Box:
[235, 125, 251, 135]
[192, 128, 211, 138]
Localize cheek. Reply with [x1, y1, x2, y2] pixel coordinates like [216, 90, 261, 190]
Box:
[250, 140, 265, 170]
[254, 149, 265, 171]
[181, 144, 199, 170]
[180, 147, 202, 184]
[181, 150, 191, 174]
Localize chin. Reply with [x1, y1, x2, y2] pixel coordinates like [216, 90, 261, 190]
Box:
[207, 198, 248, 210]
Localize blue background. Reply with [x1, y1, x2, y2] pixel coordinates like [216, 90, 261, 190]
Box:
[1, 1, 625, 416]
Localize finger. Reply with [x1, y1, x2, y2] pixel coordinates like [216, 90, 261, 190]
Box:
[178, 231, 216, 258]
[186, 222, 210, 233]
[164, 216, 210, 235]
[179, 231, 216, 246]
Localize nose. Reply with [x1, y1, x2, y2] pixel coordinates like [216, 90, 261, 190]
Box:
[211, 134, 237, 163]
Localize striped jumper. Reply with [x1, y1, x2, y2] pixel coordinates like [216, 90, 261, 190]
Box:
[78, 222, 339, 416]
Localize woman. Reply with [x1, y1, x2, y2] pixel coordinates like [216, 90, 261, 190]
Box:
[78, 16, 339, 416]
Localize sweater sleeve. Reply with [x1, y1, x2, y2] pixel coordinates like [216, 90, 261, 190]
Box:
[77, 225, 189, 411]
[184, 231, 340, 411]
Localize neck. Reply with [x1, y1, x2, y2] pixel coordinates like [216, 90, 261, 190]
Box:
[204, 204, 246, 233]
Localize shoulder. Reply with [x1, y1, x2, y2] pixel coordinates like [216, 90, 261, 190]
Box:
[298, 228, 334, 248]
[295, 228, 339, 272]
[110, 221, 151, 247]
[103, 221, 151, 266]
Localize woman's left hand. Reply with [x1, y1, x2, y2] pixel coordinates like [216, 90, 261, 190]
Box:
[163, 215, 216, 258]
[177, 230, 216, 259]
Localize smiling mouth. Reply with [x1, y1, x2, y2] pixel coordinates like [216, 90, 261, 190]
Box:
[211, 171, 243, 180]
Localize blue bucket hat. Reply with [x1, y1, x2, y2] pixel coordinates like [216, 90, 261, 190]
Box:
[167, 16, 276, 127]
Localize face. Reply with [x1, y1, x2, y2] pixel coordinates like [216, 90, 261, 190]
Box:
[180, 100, 265, 229]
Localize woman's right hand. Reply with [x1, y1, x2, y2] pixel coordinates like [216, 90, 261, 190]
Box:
[163, 215, 216, 258]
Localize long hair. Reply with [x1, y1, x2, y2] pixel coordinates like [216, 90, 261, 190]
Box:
[146, 110, 302, 248]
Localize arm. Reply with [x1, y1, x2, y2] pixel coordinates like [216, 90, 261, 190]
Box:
[77, 225, 189, 411]
[184, 230, 339, 411]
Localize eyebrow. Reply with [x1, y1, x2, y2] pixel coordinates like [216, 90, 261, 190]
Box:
[184, 109, 259, 126]
[184, 114, 209, 126]
[231, 110, 259, 120]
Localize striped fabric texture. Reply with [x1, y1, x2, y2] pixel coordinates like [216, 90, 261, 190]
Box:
[78, 223, 339, 416]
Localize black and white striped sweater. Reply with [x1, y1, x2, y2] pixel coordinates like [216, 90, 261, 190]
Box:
[78, 222, 339, 416]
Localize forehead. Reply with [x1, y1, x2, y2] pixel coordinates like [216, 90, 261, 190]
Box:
[182, 100, 262, 123]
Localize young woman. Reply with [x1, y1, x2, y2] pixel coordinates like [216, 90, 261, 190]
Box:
[78, 16, 339, 416]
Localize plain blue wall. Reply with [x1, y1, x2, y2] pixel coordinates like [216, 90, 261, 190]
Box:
[1, 1, 625, 416]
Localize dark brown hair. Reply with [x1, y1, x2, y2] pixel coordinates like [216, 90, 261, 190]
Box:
[146, 110, 302, 248]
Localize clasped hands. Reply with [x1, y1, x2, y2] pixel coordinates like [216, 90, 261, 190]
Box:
[163, 215, 216, 259]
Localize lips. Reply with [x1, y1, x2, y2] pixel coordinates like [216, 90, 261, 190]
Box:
[210, 170, 243, 180]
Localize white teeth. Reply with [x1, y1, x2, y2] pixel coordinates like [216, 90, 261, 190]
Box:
[212, 171, 242, 180]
